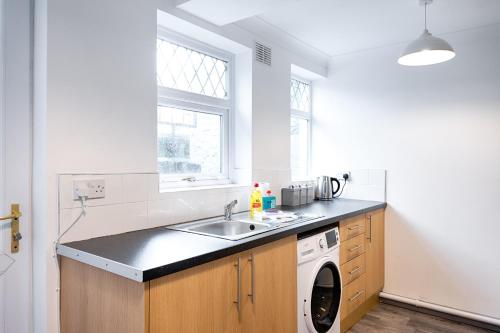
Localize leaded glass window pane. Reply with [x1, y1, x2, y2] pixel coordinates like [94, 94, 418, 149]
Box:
[157, 38, 228, 99]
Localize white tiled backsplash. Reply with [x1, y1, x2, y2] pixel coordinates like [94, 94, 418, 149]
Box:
[57, 169, 386, 243]
[58, 173, 251, 243]
[340, 169, 386, 202]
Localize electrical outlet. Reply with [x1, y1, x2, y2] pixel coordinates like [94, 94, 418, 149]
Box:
[73, 179, 106, 200]
[337, 171, 351, 181]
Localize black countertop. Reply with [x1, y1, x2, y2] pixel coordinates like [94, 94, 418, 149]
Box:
[57, 198, 386, 282]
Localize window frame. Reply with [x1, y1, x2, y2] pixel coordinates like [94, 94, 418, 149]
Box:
[290, 76, 312, 181]
[157, 28, 234, 189]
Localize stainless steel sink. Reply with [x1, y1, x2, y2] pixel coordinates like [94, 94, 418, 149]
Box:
[167, 212, 323, 241]
[169, 218, 273, 241]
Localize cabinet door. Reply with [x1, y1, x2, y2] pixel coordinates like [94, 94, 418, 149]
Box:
[365, 209, 385, 297]
[243, 236, 297, 333]
[150, 254, 242, 333]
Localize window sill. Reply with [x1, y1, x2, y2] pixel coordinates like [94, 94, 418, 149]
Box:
[159, 183, 250, 194]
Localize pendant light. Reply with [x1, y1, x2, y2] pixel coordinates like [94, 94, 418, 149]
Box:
[398, 0, 455, 66]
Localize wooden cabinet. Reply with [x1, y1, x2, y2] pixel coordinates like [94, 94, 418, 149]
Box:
[243, 236, 297, 333]
[340, 273, 366, 320]
[149, 236, 297, 333]
[340, 253, 365, 287]
[60, 257, 150, 333]
[149, 253, 241, 333]
[365, 209, 385, 297]
[61, 236, 296, 333]
[339, 209, 385, 333]
[60, 210, 382, 333]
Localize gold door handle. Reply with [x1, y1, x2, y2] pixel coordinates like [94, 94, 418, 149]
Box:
[0, 204, 22, 253]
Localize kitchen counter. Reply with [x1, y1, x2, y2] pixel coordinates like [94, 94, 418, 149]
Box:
[56, 198, 386, 282]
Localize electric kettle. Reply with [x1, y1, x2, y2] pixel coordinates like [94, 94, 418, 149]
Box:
[315, 176, 341, 201]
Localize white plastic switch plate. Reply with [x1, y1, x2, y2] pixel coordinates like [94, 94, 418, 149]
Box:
[73, 179, 106, 200]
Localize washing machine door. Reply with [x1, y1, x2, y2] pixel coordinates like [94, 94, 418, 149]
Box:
[304, 257, 342, 333]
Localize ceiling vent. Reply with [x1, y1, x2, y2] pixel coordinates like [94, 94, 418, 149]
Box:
[255, 42, 272, 66]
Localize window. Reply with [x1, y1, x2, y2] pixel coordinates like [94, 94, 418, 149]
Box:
[290, 77, 311, 180]
[157, 30, 232, 188]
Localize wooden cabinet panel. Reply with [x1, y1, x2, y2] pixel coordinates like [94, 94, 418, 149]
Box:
[150, 254, 242, 333]
[340, 273, 366, 320]
[150, 236, 297, 333]
[340, 253, 365, 287]
[244, 236, 297, 333]
[340, 233, 366, 265]
[60, 258, 149, 333]
[339, 209, 385, 333]
[365, 209, 385, 297]
[339, 215, 366, 241]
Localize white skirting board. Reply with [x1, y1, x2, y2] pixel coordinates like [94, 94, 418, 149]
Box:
[379, 292, 500, 327]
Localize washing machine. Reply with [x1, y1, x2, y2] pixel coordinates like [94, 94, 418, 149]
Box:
[297, 226, 341, 333]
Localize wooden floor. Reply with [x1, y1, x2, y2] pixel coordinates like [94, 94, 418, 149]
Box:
[347, 303, 494, 333]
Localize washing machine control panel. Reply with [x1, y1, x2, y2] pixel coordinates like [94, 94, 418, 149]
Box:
[325, 228, 338, 248]
[297, 227, 339, 264]
[319, 238, 326, 248]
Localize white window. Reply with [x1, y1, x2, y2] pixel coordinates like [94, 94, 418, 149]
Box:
[290, 77, 311, 181]
[157, 30, 233, 188]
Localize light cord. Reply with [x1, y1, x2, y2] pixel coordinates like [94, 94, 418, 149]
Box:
[424, 3, 427, 30]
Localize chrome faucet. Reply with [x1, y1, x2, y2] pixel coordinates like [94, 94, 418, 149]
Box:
[224, 200, 238, 221]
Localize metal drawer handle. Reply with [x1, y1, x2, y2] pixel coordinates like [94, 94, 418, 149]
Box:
[248, 253, 255, 304]
[347, 225, 361, 231]
[348, 244, 362, 252]
[234, 257, 241, 320]
[348, 266, 361, 275]
[367, 215, 373, 242]
[348, 290, 365, 302]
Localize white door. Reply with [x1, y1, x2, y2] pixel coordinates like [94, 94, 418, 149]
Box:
[0, 0, 33, 332]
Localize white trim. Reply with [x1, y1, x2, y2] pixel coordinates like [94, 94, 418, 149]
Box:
[380, 292, 500, 326]
[157, 29, 235, 189]
[158, 86, 230, 109]
[290, 75, 312, 181]
[158, 26, 233, 62]
[159, 183, 248, 193]
[0, 0, 6, 330]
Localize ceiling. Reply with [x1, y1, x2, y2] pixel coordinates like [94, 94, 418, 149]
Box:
[253, 0, 500, 56]
[176, 0, 302, 26]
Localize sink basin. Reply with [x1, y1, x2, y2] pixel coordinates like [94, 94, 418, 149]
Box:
[188, 220, 271, 240]
[169, 218, 274, 241]
[167, 212, 323, 241]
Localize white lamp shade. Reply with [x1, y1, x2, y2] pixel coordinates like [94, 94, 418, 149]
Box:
[398, 29, 455, 66]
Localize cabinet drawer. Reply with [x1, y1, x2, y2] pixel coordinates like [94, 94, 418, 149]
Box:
[340, 234, 365, 265]
[340, 253, 365, 287]
[340, 273, 366, 320]
[339, 215, 366, 241]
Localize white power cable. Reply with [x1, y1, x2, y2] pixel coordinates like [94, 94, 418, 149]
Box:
[53, 195, 87, 333]
[55, 196, 87, 246]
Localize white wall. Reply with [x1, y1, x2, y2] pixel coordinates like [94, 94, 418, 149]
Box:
[1, 1, 34, 333]
[312, 24, 500, 320]
[33, 0, 328, 332]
